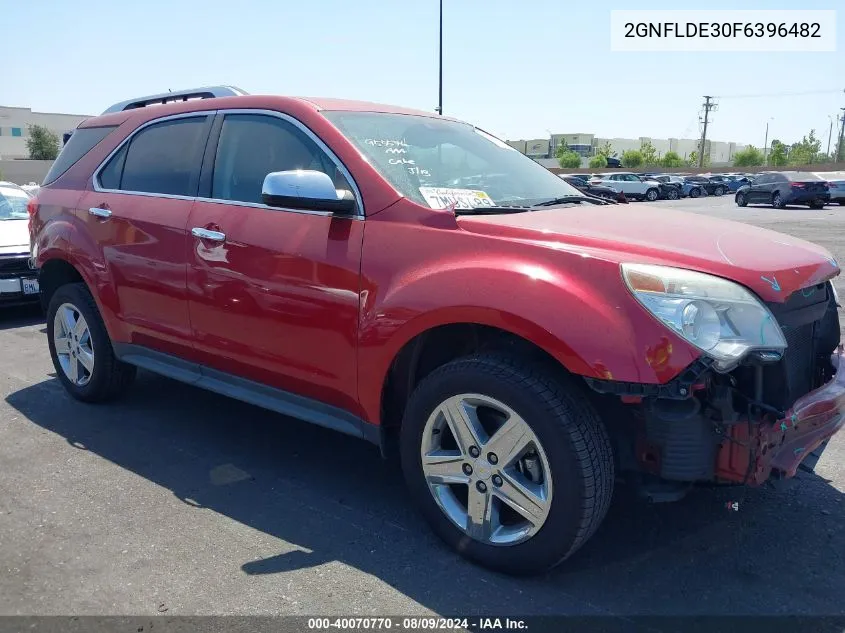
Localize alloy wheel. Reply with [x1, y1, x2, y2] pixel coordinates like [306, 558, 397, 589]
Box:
[420, 393, 553, 546]
[53, 303, 95, 386]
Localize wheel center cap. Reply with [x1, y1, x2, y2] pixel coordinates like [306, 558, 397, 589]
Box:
[474, 459, 493, 480]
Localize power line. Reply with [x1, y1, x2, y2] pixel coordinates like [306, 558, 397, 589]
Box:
[715, 89, 842, 100]
[698, 96, 717, 168]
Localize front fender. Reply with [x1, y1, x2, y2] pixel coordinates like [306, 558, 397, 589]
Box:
[357, 250, 700, 425]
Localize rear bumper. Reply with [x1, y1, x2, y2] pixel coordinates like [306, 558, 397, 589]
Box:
[716, 348, 845, 485]
[786, 191, 831, 204]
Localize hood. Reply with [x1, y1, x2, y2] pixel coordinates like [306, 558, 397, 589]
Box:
[0, 219, 31, 255]
[457, 204, 839, 302]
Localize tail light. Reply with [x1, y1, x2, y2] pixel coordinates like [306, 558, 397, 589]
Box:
[26, 197, 38, 216]
[829, 183, 838, 189]
[790, 182, 807, 189]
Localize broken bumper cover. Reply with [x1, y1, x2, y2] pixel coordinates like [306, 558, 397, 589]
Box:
[716, 348, 845, 485]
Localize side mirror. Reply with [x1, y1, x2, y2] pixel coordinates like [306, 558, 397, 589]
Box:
[261, 170, 357, 214]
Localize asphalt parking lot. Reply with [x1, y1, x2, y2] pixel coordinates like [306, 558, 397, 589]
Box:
[1, 195, 844, 618]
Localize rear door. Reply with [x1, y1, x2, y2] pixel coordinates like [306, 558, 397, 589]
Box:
[185, 111, 364, 413]
[77, 113, 213, 358]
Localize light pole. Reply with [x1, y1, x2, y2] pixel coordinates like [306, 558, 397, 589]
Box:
[763, 118, 773, 165]
[436, 0, 443, 115]
[828, 114, 836, 158]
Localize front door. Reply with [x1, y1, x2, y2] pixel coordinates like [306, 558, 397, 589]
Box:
[186, 112, 364, 415]
[77, 113, 213, 358]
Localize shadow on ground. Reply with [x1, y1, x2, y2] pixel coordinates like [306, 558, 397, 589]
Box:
[0, 304, 43, 331]
[6, 371, 845, 616]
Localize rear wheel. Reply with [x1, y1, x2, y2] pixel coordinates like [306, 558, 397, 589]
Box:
[809, 200, 825, 209]
[736, 192, 748, 207]
[46, 283, 136, 402]
[645, 188, 659, 202]
[772, 192, 785, 209]
[714, 185, 725, 196]
[689, 187, 701, 198]
[666, 188, 680, 200]
[400, 354, 614, 575]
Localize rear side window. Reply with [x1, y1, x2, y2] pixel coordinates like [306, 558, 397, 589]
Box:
[102, 116, 209, 197]
[43, 126, 117, 186]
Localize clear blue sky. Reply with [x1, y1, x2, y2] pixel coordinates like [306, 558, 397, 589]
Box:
[3, 0, 843, 148]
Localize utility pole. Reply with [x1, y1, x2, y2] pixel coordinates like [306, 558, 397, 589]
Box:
[827, 115, 835, 158]
[436, 0, 443, 115]
[838, 107, 845, 163]
[698, 96, 716, 168]
[763, 121, 770, 166]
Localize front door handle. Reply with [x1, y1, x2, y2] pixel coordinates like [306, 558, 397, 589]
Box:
[192, 227, 226, 242]
[88, 207, 112, 218]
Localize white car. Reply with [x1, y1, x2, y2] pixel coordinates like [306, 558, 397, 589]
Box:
[0, 182, 40, 306]
[589, 172, 662, 201]
[814, 172, 845, 206]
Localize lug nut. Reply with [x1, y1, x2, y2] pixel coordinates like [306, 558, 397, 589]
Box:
[476, 481, 487, 493]
[462, 463, 473, 476]
[492, 475, 503, 487]
[488, 453, 498, 465]
[468, 446, 480, 458]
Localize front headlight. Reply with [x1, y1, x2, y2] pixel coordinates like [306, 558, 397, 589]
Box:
[621, 263, 786, 372]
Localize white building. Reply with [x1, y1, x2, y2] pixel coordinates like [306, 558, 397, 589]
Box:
[510, 131, 746, 167]
[0, 106, 91, 159]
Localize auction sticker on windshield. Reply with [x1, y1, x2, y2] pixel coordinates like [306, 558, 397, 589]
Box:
[419, 187, 495, 210]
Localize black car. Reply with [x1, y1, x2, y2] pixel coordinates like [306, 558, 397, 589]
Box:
[683, 176, 728, 197]
[605, 156, 622, 168]
[561, 176, 628, 203]
[735, 172, 830, 209]
[654, 181, 681, 200]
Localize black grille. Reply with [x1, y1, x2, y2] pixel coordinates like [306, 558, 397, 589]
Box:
[0, 256, 32, 277]
[781, 323, 815, 401]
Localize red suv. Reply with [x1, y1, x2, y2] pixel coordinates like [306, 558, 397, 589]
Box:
[29, 86, 845, 575]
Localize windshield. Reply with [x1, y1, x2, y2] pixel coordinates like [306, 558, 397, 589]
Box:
[323, 111, 584, 208]
[0, 186, 30, 220]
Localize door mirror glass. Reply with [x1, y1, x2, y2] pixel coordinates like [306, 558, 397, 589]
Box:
[261, 170, 356, 214]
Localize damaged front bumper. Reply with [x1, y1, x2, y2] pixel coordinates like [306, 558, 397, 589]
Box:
[716, 347, 845, 485]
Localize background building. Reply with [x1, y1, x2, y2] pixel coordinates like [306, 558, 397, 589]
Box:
[509, 131, 746, 167]
[0, 106, 91, 159]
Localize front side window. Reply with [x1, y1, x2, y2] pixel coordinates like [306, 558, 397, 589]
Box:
[322, 111, 582, 208]
[106, 116, 209, 196]
[211, 114, 350, 205]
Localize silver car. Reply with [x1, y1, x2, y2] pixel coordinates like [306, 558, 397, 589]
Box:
[0, 182, 40, 306]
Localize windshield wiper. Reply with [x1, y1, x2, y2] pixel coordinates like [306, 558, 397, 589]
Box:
[532, 195, 610, 207]
[454, 206, 532, 216]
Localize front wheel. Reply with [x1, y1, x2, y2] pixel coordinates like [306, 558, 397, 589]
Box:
[736, 192, 748, 207]
[645, 188, 659, 202]
[714, 186, 725, 196]
[772, 192, 785, 209]
[689, 187, 701, 198]
[666, 188, 680, 200]
[400, 354, 614, 575]
[46, 283, 136, 402]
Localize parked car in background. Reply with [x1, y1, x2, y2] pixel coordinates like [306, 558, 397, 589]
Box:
[652, 174, 704, 198]
[684, 175, 727, 197]
[707, 174, 748, 192]
[590, 172, 662, 201]
[735, 171, 830, 209]
[813, 172, 845, 205]
[605, 156, 621, 168]
[0, 182, 40, 306]
[29, 86, 845, 576]
[654, 181, 681, 200]
[560, 176, 628, 203]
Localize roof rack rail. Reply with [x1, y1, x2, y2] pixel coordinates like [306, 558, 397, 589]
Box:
[101, 85, 249, 115]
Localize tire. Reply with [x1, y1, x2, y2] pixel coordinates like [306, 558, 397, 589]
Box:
[736, 192, 748, 207]
[666, 188, 679, 200]
[689, 187, 701, 199]
[399, 353, 614, 575]
[46, 282, 136, 403]
[772, 192, 785, 209]
[645, 188, 659, 202]
[714, 186, 725, 197]
[809, 200, 825, 210]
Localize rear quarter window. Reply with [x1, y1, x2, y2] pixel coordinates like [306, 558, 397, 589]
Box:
[43, 126, 117, 186]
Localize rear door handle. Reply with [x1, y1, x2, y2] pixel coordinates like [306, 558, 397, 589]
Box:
[88, 207, 112, 218]
[192, 227, 226, 242]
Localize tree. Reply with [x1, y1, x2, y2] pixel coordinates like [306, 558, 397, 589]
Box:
[588, 154, 608, 169]
[660, 151, 684, 168]
[768, 140, 787, 166]
[732, 145, 765, 167]
[26, 124, 60, 160]
[621, 150, 644, 168]
[639, 139, 659, 166]
[686, 150, 710, 168]
[788, 129, 823, 165]
[595, 141, 615, 159]
[557, 149, 582, 168]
